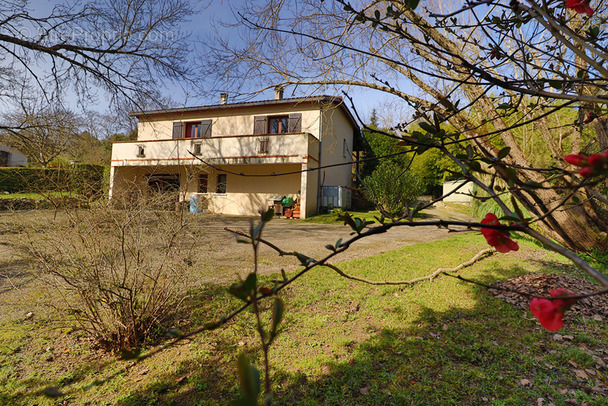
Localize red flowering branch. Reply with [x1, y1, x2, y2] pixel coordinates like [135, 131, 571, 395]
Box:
[530, 289, 578, 331]
[564, 152, 608, 178]
[480, 213, 519, 253]
[566, 0, 594, 16]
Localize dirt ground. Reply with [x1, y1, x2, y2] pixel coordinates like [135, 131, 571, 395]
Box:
[186, 205, 474, 283]
[0, 206, 474, 322]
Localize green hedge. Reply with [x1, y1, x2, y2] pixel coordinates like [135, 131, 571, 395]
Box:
[0, 164, 107, 196]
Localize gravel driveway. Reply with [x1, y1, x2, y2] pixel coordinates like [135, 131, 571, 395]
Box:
[189, 206, 475, 283]
[0, 205, 475, 290]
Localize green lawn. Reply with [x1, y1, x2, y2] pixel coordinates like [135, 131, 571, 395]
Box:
[1, 233, 607, 405]
[302, 208, 431, 224]
[0, 191, 72, 199]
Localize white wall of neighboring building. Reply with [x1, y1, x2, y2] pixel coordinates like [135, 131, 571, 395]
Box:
[0, 145, 28, 167]
[442, 180, 473, 203]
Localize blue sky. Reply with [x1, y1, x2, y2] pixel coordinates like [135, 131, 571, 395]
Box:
[23, 0, 406, 124]
[174, 0, 402, 122]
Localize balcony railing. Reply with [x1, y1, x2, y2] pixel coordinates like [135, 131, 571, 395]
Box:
[111, 133, 319, 166]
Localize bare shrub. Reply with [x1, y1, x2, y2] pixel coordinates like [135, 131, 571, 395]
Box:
[29, 191, 194, 351]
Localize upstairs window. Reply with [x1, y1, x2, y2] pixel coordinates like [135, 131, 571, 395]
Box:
[185, 122, 201, 138]
[258, 137, 269, 153]
[136, 145, 145, 157]
[269, 116, 289, 134]
[173, 120, 212, 139]
[193, 143, 202, 155]
[253, 113, 301, 135]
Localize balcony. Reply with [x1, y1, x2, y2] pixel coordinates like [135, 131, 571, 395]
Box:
[111, 133, 319, 167]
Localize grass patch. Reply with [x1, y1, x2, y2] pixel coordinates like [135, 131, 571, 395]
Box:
[0, 192, 71, 199]
[301, 209, 383, 224]
[1, 224, 607, 405]
[302, 209, 430, 224]
[441, 202, 474, 216]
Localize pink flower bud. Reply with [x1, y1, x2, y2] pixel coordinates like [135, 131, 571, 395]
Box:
[564, 154, 587, 167]
[579, 167, 595, 178]
[587, 154, 602, 167]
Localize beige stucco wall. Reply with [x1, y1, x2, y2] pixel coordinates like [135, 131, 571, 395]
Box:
[302, 161, 319, 218]
[110, 165, 197, 200]
[111, 163, 305, 217]
[109, 166, 156, 199]
[199, 163, 302, 216]
[138, 104, 321, 141]
[111, 133, 315, 166]
[319, 105, 354, 187]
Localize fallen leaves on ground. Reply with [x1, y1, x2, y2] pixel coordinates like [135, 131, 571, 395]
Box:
[490, 273, 608, 319]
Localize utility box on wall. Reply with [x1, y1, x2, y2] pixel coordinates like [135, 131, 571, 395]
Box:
[321, 186, 352, 210]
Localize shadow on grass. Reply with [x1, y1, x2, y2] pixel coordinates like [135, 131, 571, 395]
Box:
[10, 262, 604, 406]
[0, 347, 118, 405]
[105, 264, 606, 406]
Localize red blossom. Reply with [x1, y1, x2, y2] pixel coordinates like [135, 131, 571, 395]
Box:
[587, 153, 602, 167]
[489, 48, 502, 60]
[564, 154, 587, 167]
[584, 111, 597, 124]
[579, 166, 595, 178]
[529, 289, 577, 331]
[480, 213, 519, 253]
[566, 0, 594, 16]
[564, 153, 608, 178]
[550, 288, 578, 308]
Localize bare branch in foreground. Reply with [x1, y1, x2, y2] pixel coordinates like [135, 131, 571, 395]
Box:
[322, 248, 494, 286]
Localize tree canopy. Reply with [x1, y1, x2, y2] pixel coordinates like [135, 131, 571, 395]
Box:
[0, 0, 197, 131]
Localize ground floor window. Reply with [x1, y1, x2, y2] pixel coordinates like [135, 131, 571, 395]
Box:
[216, 174, 227, 194]
[199, 174, 208, 193]
[147, 174, 180, 193]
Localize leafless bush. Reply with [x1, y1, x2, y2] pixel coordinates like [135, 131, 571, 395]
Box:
[29, 191, 194, 351]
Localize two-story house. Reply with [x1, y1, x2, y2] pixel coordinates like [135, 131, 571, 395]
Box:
[109, 93, 360, 218]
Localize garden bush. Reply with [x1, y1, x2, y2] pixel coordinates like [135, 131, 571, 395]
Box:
[30, 193, 193, 350]
[363, 161, 424, 216]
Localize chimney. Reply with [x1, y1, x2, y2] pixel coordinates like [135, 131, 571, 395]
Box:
[220, 93, 228, 105]
[274, 86, 284, 100]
